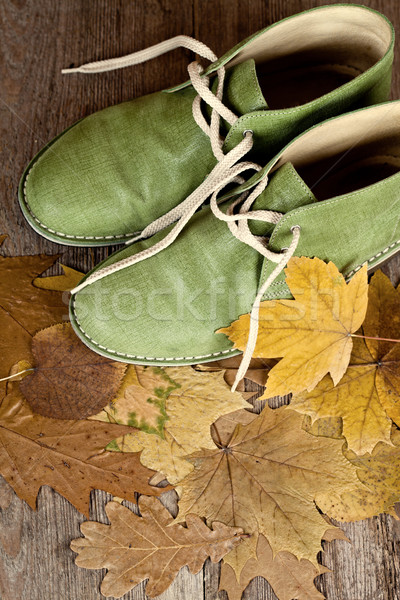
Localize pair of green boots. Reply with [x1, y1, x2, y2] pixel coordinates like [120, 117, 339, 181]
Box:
[20, 4, 400, 373]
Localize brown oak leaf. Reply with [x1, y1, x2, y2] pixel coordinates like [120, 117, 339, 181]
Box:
[176, 405, 362, 577]
[219, 257, 368, 396]
[291, 271, 400, 454]
[20, 323, 127, 419]
[0, 384, 165, 516]
[71, 496, 244, 598]
[0, 253, 68, 397]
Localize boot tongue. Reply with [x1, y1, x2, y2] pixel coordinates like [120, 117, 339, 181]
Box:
[249, 162, 317, 236]
[212, 59, 269, 115]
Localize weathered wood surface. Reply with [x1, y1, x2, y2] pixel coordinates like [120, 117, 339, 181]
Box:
[1, 0, 400, 598]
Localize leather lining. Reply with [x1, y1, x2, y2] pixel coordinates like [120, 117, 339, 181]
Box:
[229, 6, 391, 68]
[227, 6, 392, 109]
[274, 102, 400, 199]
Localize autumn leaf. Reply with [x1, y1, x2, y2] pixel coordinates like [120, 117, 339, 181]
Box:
[349, 428, 400, 510]
[219, 535, 329, 600]
[302, 415, 344, 440]
[99, 367, 249, 485]
[20, 323, 127, 420]
[307, 420, 400, 521]
[33, 263, 83, 291]
[176, 405, 362, 576]
[0, 253, 68, 397]
[0, 385, 166, 516]
[219, 257, 368, 396]
[290, 339, 392, 454]
[0, 253, 66, 334]
[341, 429, 400, 519]
[219, 508, 348, 600]
[71, 496, 244, 598]
[8, 359, 33, 382]
[93, 365, 176, 435]
[291, 271, 400, 454]
[211, 408, 258, 446]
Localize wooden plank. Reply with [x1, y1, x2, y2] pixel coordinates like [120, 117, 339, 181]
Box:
[1, 0, 400, 598]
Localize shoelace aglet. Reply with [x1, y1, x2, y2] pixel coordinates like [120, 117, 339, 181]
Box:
[61, 67, 83, 74]
[231, 377, 240, 393]
[70, 281, 86, 295]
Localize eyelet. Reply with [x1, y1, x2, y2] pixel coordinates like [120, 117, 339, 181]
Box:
[291, 225, 301, 232]
[242, 129, 254, 137]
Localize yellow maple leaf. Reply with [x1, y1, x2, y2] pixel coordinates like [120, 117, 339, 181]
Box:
[102, 367, 249, 485]
[307, 419, 400, 521]
[291, 271, 400, 454]
[176, 405, 363, 576]
[219, 257, 368, 396]
[343, 428, 400, 518]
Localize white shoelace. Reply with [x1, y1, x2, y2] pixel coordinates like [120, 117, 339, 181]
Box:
[65, 36, 301, 390]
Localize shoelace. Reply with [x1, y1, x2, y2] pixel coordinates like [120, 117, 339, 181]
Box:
[65, 36, 301, 391]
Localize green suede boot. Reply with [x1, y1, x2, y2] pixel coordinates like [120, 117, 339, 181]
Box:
[70, 100, 400, 368]
[19, 5, 393, 246]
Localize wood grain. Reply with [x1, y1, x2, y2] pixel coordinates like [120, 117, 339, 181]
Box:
[1, 0, 400, 598]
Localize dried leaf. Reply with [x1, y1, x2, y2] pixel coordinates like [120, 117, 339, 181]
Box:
[100, 384, 164, 432]
[176, 406, 362, 576]
[0, 253, 68, 396]
[93, 365, 175, 434]
[33, 263, 83, 291]
[219, 535, 330, 600]
[302, 415, 343, 440]
[71, 496, 243, 598]
[102, 367, 249, 485]
[8, 360, 33, 382]
[319, 427, 400, 521]
[211, 409, 258, 447]
[20, 323, 127, 420]
[0, 385, 165, 516]
[219, 257, 368, 396]
[291, 271, 400, 454]
[322, 524, 349, 543]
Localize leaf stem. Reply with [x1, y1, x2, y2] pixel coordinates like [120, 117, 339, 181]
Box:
[0, 368, 34, 382]
[351, 333, 400, 343]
